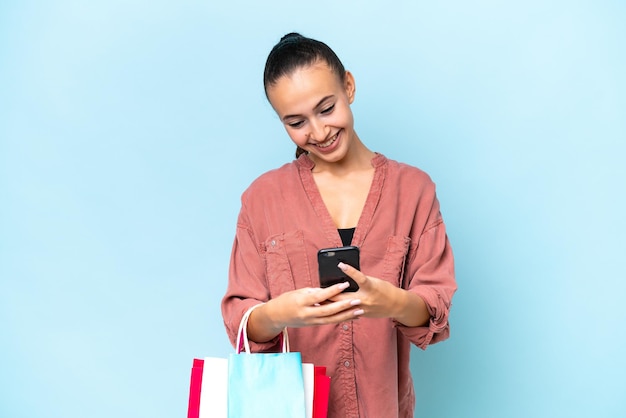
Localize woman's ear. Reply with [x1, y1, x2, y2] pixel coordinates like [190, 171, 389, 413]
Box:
[344, 71, 356, 104]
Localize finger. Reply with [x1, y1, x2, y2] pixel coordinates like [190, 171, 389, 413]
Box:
[314, 281, 351, 301]
[337, 262, 367, 285]
[309, 298, 363, 322]
[318, 310, 364, 325]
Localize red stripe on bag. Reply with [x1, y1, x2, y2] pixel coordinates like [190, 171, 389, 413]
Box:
[187, 359, 204, 418]
[313, 366, 331, 418]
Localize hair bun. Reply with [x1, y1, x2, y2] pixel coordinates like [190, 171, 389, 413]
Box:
[280, 32, 304, 43]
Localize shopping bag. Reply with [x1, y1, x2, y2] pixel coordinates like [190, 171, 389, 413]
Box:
[302, 364, 331, 418]
[227, 304, 307, 418]
[313, 366, 331, 418]
[187, 304, 330, 418]
[187, 357, 328, 418]
[187, 357, 228, 418]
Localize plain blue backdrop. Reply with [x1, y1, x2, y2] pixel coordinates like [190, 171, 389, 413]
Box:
[1, 1, 625, 417]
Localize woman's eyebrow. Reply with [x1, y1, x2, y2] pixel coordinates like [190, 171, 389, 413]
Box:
[281, 95, 335, 121]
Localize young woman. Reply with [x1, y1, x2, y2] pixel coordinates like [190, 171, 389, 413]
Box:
[221, 33, 457, 418]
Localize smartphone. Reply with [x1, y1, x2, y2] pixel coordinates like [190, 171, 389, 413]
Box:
[317, 246, 360, 292]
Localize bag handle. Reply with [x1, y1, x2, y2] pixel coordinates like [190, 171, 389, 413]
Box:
[236, 304, 290, 354]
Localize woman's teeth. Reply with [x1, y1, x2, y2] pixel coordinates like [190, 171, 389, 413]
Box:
[317, 133, 338, 148]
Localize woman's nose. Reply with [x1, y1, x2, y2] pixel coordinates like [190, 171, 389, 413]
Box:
[308, 118, 329, 142]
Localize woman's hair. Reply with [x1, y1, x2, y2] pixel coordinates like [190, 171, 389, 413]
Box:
[263, 33, 346, 158]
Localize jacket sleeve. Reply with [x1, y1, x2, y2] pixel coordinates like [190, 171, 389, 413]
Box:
[395, 186, 457, 350]
[220, 201, 283, 352]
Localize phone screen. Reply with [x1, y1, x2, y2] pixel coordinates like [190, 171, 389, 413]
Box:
[317, 246, 360, 292]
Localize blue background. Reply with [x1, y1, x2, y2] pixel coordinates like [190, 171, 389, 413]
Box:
[1, 1, 625, 417]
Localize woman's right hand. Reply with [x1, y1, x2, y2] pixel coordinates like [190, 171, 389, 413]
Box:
[246, 282, 363, 343]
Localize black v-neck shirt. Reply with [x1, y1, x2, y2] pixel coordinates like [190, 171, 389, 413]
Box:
[338, 227, 356, 247]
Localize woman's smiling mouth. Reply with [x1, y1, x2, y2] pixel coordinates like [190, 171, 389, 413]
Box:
[315, 131, 340, 148]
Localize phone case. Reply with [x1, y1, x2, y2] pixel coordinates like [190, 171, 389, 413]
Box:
[317, 246, 360, 292]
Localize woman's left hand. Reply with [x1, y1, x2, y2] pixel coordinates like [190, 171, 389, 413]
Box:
[330, 262, 399, 319]
[332, 262, 430, 327]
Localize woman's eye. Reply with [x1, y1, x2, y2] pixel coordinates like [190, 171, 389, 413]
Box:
[288, 121, 304, 128]
[321, 104, 335, 114]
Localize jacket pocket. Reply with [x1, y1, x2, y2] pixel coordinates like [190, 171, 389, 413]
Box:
[262, 230, 312, 297]
[382, 235, 411, 288]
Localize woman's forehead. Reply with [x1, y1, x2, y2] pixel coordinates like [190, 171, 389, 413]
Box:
[267, 63, 342, 107]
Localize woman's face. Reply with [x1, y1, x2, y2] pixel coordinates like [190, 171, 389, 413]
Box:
[266, 62, 356, 165]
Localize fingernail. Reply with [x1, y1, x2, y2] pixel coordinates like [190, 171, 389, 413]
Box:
[338, 282, 350, 289]
[350, 299, 361, 306]
[354, 309, 364, 316]
[337, 262, 347, 271]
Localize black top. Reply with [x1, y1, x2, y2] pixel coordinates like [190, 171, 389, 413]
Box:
[338, 227, 356, 247]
